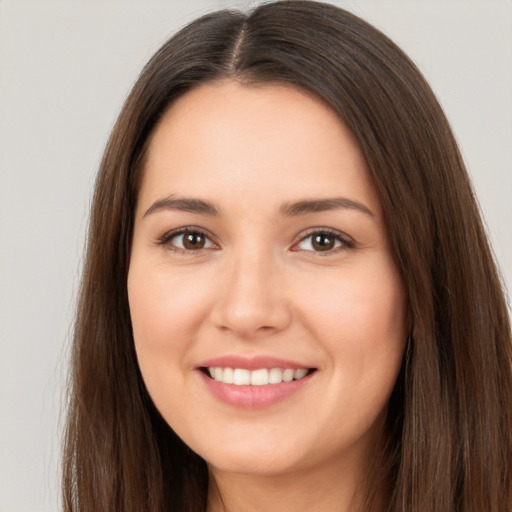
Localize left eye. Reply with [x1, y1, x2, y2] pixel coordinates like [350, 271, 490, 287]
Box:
[294, 231, 350, 253]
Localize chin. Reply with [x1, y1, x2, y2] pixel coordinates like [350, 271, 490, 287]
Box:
[186, 431, 305, 477]
[206, 450, 303, 477]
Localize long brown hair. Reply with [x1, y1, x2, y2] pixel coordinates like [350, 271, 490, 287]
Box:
[63, 2, 512, 511]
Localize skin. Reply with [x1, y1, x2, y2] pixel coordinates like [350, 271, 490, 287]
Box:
[128, 80, 407, 512]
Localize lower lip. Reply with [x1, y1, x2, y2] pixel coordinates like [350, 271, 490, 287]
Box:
[199, 371, 313, 409]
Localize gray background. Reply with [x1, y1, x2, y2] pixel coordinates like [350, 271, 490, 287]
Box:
[1, 1, 511, 510]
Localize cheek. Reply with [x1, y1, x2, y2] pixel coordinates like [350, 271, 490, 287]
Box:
[302, 266, 404, 336]
[128, 264, 210, 350]
[127, 262, 217, 432]
[126, 262, 215, 410]
[294, 259, 407, 398]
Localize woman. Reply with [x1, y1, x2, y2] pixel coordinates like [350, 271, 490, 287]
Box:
[63, 1, 512, 511]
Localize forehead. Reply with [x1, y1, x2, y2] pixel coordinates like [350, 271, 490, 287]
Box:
[139, 80, 380, 217]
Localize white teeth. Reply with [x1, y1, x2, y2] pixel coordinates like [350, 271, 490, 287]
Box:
[206, 367, 311, 385]
[223, 367, 234, 384]
[233, 368, 251, 385]
[282, 369, 294, 382]
[269, 368, 283, 384]
[250, 368, 269, 386]
[294, 368, 308, 379]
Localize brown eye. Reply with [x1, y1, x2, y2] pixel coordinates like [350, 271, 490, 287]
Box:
[311, 233, 336, 251]
[183, 231, 206, 250]
[158, 228, 216, 253]
[293, 229, 353, 255]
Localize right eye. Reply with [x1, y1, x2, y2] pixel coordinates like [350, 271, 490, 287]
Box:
[157, 227, 217, 253]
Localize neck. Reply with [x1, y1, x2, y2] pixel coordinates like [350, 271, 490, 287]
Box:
[206, 450, 385, 512]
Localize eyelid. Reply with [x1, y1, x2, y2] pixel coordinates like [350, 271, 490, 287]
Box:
[156, 226, 219, 253]
[290, 227, 355, 255]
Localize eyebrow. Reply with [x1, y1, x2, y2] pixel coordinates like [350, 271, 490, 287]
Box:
[143, 195, 374, 218]
[143, 196, 220, 217]
[280, 197, 375, 218]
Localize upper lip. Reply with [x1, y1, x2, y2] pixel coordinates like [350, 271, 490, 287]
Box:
[198, 355, 313, 370]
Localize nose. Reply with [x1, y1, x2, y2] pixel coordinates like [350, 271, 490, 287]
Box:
[210, 250, 292, 340]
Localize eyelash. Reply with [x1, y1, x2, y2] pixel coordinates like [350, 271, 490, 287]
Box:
[293, 227, 355, 256]
[156, 227, 354, 256]
[156, 227, 216, 254]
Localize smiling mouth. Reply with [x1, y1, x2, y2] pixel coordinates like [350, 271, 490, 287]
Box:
[201, 367, 317, 386]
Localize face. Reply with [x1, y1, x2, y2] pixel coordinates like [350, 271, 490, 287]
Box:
[128, 81, 406, 480]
